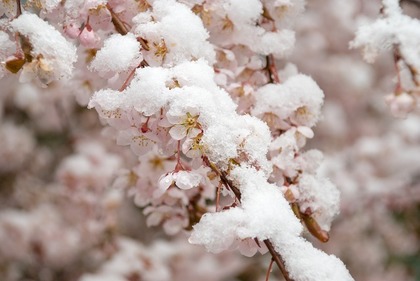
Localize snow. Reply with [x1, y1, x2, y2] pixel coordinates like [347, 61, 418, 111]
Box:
[10, 13, 77, 81]
[133, 0, 215, 66]
[190, 166, 353, 281]
[90, 33, 142, 76]
[252, 74, 324, 127]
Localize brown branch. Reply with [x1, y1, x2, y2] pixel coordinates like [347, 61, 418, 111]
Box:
[118, 60, 149, 92]
[202, 155, 293, 281]
[264, 240, 294, 281]
[202, 156, 241, 200]
[106, 4, 129, 35]
[266, 54, 280, 84]
[16, 0, 22, 17]
[265, 258, 275, 281]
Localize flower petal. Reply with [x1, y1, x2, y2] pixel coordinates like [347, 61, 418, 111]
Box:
[154, 173, 174, 198]
[169, 125, 187, 140]
[175, 171, 202, 190]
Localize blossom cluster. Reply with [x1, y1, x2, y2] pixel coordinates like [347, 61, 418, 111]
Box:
[0, 0, 418, 280]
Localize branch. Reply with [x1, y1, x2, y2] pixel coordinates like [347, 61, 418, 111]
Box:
[266, 54, 280, 84]
[264, 240, 294, 281]
[106, 4, 129, 35]
[202, 155, 293, 281]
[16, 0, 22, 17]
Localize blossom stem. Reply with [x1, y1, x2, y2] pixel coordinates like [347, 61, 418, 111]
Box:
[119, 61, 149, 92]
[265, 258, 275, 281]
[119, 66, 138, 92]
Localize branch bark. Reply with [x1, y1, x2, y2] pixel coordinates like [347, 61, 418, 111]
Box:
[16, 0, 22, 17]
[106, 4, 129, 35]
[266, 54, 280, 84]
[264, 240, 294, 281]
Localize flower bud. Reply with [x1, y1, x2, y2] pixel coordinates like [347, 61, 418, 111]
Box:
[79, 25, 100, 48]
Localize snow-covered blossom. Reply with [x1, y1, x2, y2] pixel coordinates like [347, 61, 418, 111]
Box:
[90, 33, 142, 76]
[2, 0, 418, 280]
[133, 0, 215, 66]
[351, 0, 420, 117]
[10, 13, 77, 83]
[252, 74, 324, 128]
[350, 0, 420, 69]
[167, 110, 201, 140]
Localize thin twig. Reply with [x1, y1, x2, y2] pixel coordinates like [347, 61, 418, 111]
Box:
[119, 66, 138, 92]
[264, 240, 294, 281]
[215, 182, 222, 211]
[265, 258, 275, 281]
[16, 0, 22, 17]
[202, 156, 241, 200]
[394, 47, 419, 88]
[106, 4, 129, 35]
[393, 48, 404, 93]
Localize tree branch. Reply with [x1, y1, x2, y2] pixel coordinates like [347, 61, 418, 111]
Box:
[202, 156, 241, 201]
[202, 155, 293, 281]
[106, 4, 129, 35]
[16, 0, 22, 17]
[264, 240, 294, 281]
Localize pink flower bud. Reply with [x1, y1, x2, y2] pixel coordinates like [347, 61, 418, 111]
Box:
[79, 25, 100, 48]
[385, 92, 416, 118]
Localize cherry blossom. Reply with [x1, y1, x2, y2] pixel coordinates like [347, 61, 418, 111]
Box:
[0, 0, 419, 280]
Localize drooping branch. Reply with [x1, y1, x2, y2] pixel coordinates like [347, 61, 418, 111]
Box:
[202, 155, 293, 281]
